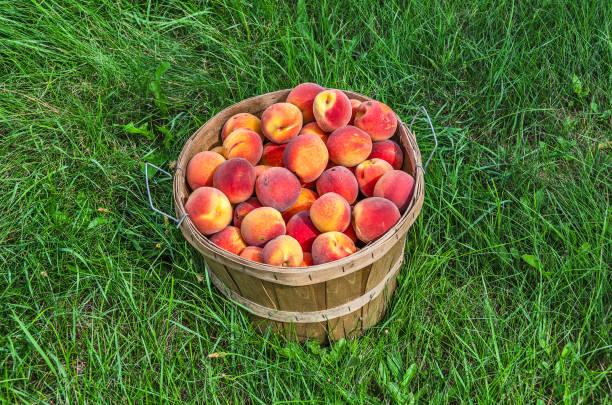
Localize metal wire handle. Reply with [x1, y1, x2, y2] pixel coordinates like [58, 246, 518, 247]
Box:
[145, 162, 188, 228]
[406, 106, 438, 174]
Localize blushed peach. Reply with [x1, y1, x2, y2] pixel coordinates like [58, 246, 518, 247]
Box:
[309, 192, 351, 233]
[312, 89, 352, 132]
[286, 211, 320, 252]
[256, 167, 301, 211]
[223, 128, 263, 165]
[343, 222, 357, 243]
[301, 252, 313, 267]
[213, 158, 256, 204]
[283, 133, 329, 183]
[315, 166, 358, 204]
[233, 197, 262, 228]
[373, 170, 415, 212]
[221, 113, 263, 141]
[210, 226, 247, 255]
[311, 231, 357, 264]
[240, 246, 263, 263]
[354, 101, 398, 141]
[300, 122, 328, 143]
[301, 181, 316, 190]
[355, 158, 393, 197]
[254, 165, 270, 178]
[210, 146, 226, 157]
[286, 82, 325, 123]
[327, 125, 372, 167]
[240, 207, 286, 247]
[260, 143, 286, 167]
[369, 140, 404, 169]
[262, 235, 303, 267]
[348, 99, 361, 125]
[261, 103, 303, 144]
[184, 187, 232, 235]
[282, 188, 318, 222]
[186, 151, 225, 190]
[352, 197, 400, 243]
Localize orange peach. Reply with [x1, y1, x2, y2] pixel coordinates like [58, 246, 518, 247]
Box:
[240, 246, 263, 263]
[262, 235, 303, 267]
[343, 222, 357, 243]
[373, 170, 415, 212]
[352, 197, 400, 243]
[315, 166, 358, 204]
[186, 151, 226, 190]
[221, 113, 263, 141]
[355, 158, 393, 197]
[309, 192, 351, 233]
[184, 187, 232, 235]
[300, 122, 328, 143]
[348, 99, 361, 125]
[286, 211, 320, 252]
[212, 158, 256, 204]
[369, 140, 404, 169]
[301, 252, 313, 267]
[222, 127, 263, 165]
[327, 125, 372, 167]
[260, 143, 286, 167]
[286, 82, 325, 123]
[312, 89, 352, 132]
[255, 167, 301, 211]
[210, 226, 247, 255]
[254, 164, 270, 178]
[282, 188, 318, 222]
[233, 197, 262, 228]
[261, 103, 303, 144]
[354, 101, 398, 141]
[210, 145, 226, 157]
[311, 231, 357, 264]
[240, 207, 286, 247]
[283, 133, 329, 183]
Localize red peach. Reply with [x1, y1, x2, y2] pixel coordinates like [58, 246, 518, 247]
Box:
[184, 187, 232, 235]
[300, 122, 329, 143]
[315, 166, 359, 204]
[286, 83, 325, 123]
[286, 211, 320, 252]
[261, 103, 303, 144]
[373, 170, 415, 212]
[260, 143, 286, 167]
[210, 226, 247, 255]
[254, 165, 270, 178]
[240, 246, 264, 263]
[212, 158, 256, 204]
[369, 140, 404, 169]
[348, 99, 361, 125]
[283, 133, 329, 183]
[343, 222, 358, 243]
[240, 207, 286, 246]
[186, 151, 226, 190]
[223, 127, 263, 165]
[282, 188, 318, 222]
[301, 252, 313, 267]
[352, 197, 400, 243]
[233, 197, 262, 228]
[311, 231, 357, 264]
[327, 125, 372, 167]
[312, 89, 352, 132]
[354, 158, 393, 197]
[221, 113, 263, 141]
[262, 235, 304, 267]
[255, 167, 301, 211]
[354, 101, 398, 141]
[309, 192, 351, 233]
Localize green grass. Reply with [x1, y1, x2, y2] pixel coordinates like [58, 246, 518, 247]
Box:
[1, 0, 611, 403]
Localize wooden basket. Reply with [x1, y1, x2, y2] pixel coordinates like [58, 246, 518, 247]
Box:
[170, 89, 427, 343]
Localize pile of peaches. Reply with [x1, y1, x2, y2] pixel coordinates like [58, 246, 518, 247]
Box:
[183, 83, 415, 267]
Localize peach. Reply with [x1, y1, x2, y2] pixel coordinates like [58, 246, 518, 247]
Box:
[369, 140, 404, 169]
[313, 89, 352, 132]
[311, 231, 357, 264]
[301, 252, 313, 267]
[315, 166, 358, 204]
[261, 103, 303, 144]
[352, 197, 400, 243]
[355, 158, 393, 197]
[262, 235, 303, 267]
[222, 128, 263, 165]
[210, 226, 247, 255]
[354, 101, 398, 141]
[184, 187, 232, 235]
[286, 82, 325, 123]
[283, 133, 329, 183]
[327, 125, 372, 167]
[260, 143, 286, 167]
[210, 145, 226, 157]
[348, 99, 361, 125]
[186, 151, 225, 190]
[286, 211, 320, 252]
[240, 246, 263, 263]
[300, 122, 328, 143]
[240, 207, 286, 246]
[373, 170, 415, 212]
[309, 192, 351, 233]
[301, 181, 315, 190]
[282, 188, 318, 222]
[233, 197, 262, 228]
[343, 222, 357, 243]
[212, 158, 256, 204]
[221, 113, 263, 141]
[255, 167, 301, 211]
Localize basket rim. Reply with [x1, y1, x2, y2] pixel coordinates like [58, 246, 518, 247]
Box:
[172, 89, 424, 279]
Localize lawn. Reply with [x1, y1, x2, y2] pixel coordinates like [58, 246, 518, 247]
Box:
[1, 0, 610, 403]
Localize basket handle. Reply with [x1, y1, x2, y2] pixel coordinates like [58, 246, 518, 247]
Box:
[405, 106, 438, 174]
[145, 161, 189, 228]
